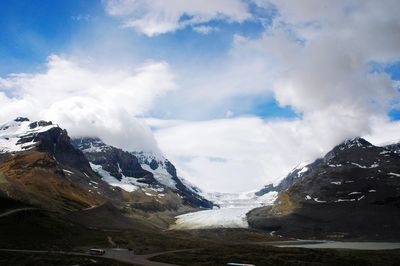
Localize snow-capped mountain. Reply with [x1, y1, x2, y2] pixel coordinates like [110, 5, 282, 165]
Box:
[0, 118, 125, 211]
[383, 139, 400, 154]
[72, 137, 157, 192]
[248, 137, 400, 240]
[0, 117, 58, 153]
[72, 137, 213, 208]
[255, 159, 323, 196]
[0, 118, 212, 212]
[131, 151, 202, 194]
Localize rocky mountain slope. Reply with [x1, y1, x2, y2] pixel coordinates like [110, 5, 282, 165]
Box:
[72, 137, 213, 209]
[0, 118, 124, 211]
[385, 140, 400, 154]
[247, 137, 400, 240]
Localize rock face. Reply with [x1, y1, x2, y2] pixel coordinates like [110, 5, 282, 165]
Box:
[73, 137, 213, 209]
[134, 151, 212, 208]
[247, 137, 400, 240]
[72, 137, 155, 184]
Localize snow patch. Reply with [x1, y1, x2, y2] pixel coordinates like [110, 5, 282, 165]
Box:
[90, 163, 144, 192]
[388, 172, 400, 177]
[141, 164, 177, 189]
[63, 169, 74, 175]
[314, 198, 327, 203]
[335, 198, 356, 202]
[351, 162, 367, 168]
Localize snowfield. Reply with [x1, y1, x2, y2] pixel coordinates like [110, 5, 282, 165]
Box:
[90, 162, 143, 192]
[0, 119, 57, 153]
[171, 191, 277, 229]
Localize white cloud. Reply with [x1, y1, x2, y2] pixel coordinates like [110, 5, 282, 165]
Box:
[365, 118, 400, 146]
[104, 0, 251, 36]
[0, 55, 177, 152]
[192, 25, 219, 34]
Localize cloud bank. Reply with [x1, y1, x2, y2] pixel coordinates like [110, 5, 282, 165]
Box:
[0, 55, 176, 152]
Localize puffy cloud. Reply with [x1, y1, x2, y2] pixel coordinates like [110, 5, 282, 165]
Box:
[104, 0, 251, 36]
[0, 55, 177, 152]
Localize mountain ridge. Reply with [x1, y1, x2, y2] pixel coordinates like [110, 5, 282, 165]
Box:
[247, 137, 400, 240]
[72, 137, 213, 209]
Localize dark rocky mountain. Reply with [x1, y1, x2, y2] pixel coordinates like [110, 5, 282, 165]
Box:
[255, 159, 323, 196]
[72, 137, 213, 209]
[385, 140, 400, 154]
[247, 137, 400, 240]
[72, 137, 156, 185]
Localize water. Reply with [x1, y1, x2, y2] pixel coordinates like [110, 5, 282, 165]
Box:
[275, 241, 400, 250]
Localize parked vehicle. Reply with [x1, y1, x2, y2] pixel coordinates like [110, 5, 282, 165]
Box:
[226, 263, 255, 266]
[89, 248, 106, 255]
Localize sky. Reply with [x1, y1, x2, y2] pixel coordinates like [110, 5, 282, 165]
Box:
[0, 0, 400, 193]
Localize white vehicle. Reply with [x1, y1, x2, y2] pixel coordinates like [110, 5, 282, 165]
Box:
[226, 263, 255, 266]
[89, 248, 105, 255]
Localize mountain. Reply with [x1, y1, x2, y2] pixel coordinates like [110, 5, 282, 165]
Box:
[0, 118, 124, 211]
[247, 137, 400, 240]
[255, 159, 323, 196]
[72, 137, 213, 209]
[0, 118, 212, 214]
[384, 140, 400, 154]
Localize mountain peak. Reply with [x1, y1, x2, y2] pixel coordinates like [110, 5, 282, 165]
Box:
[0, 118, 58, 153]
[341, 137, 372, 149]
[14, 117, 30, 122]
[73, 137, 110, 153]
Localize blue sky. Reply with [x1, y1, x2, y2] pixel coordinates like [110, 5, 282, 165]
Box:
[1, 0, 400, 192]
[0, 0, 99, 74]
